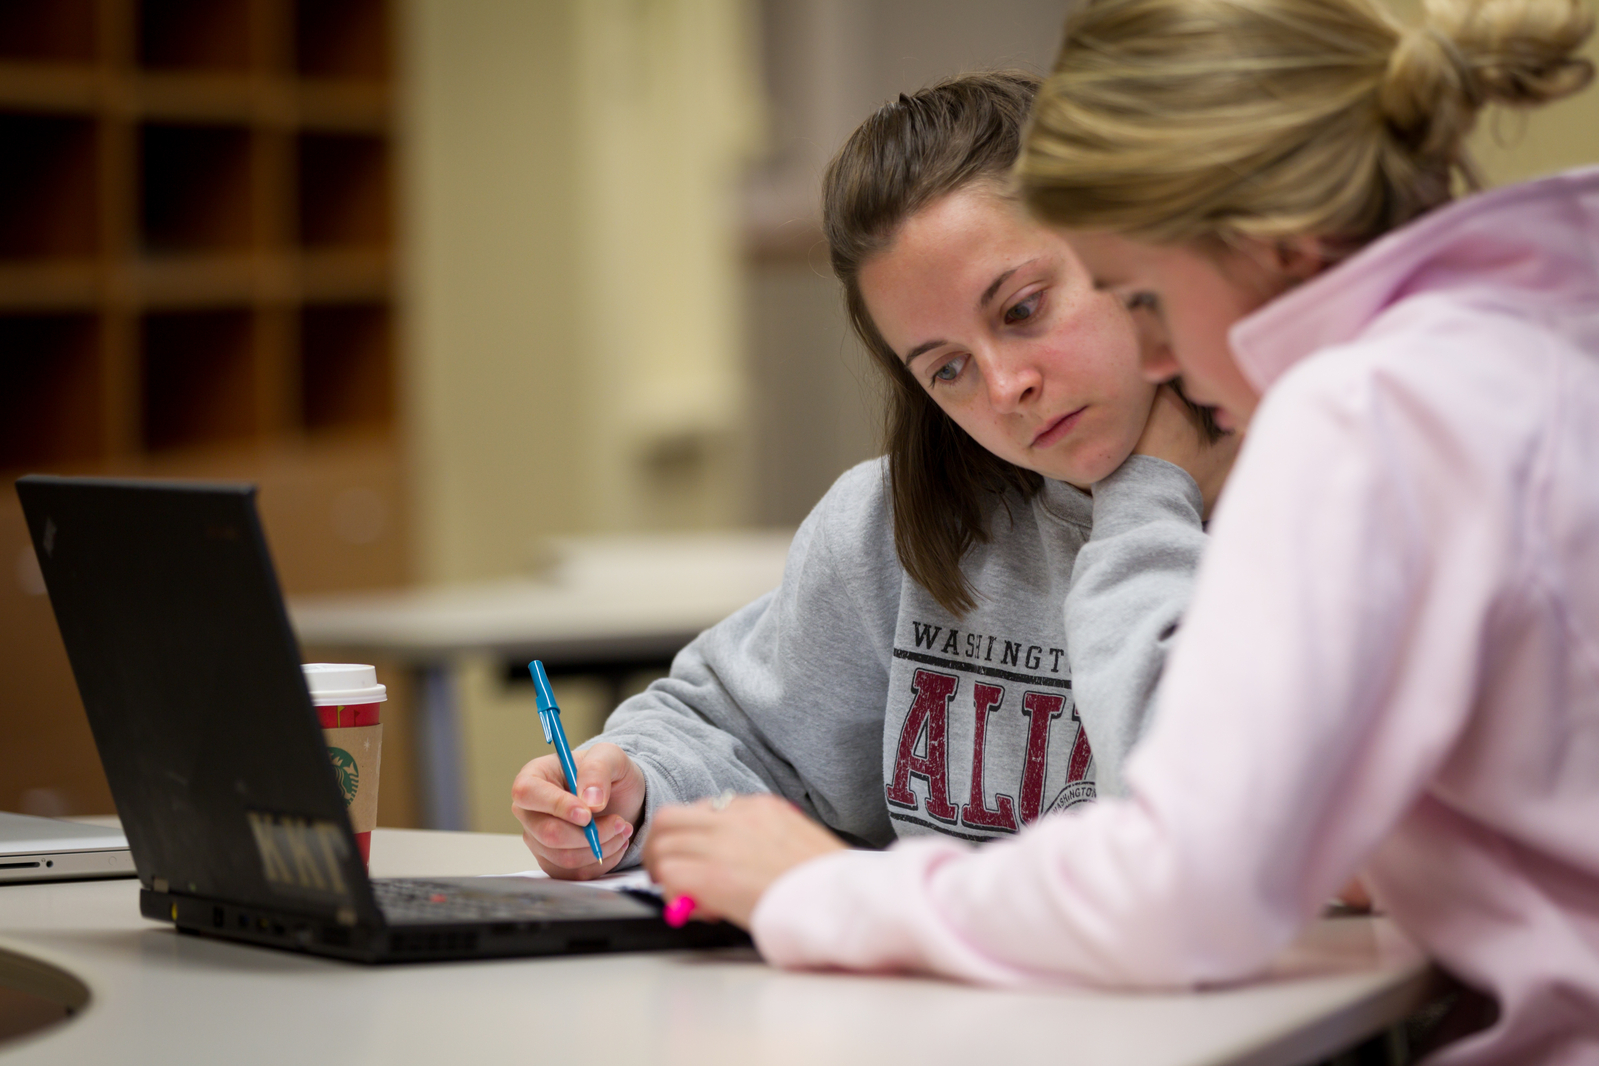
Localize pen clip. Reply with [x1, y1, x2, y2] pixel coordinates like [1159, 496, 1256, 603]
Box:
[529, 660, 560, 744]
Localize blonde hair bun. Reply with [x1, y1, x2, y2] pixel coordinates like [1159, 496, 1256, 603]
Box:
[1383, 0, 1594, 158]
[1022, 0, 1594, 249]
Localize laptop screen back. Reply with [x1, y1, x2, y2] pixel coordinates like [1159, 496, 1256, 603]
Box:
[16, 476, 378, 922]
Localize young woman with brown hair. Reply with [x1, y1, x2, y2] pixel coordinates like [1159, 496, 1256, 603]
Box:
[645, 0, 1599, 1060]
[511, 72, 1235, 876]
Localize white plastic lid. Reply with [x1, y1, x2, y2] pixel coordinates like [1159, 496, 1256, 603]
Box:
[302, 663, 387, 706]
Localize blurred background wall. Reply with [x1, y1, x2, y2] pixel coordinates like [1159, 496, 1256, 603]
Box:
[3, 0, 1595, 831]
[400, 0, 1074, 588]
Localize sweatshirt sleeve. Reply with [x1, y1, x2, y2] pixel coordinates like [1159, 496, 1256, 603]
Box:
[751, 346, 1500, 987]
[1065, 455, 1206, 798]
[596, 461, 902, 865]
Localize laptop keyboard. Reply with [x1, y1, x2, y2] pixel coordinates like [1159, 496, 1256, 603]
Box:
[373, 877, 655, 924]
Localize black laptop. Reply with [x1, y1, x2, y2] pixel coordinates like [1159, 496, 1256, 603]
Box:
[16, 474, 747, 963]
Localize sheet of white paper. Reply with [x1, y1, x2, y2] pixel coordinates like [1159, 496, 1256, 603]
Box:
[478, 867, 660, 895]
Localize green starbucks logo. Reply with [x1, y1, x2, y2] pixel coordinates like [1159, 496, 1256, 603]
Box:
[328, 747, 359, 806]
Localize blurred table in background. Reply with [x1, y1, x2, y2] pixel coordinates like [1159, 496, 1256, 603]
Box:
[291, 530, 793, 829]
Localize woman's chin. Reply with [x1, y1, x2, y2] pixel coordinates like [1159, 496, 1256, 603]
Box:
[1035, 460, 1116, 490]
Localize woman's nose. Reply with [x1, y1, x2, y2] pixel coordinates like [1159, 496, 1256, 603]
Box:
[983, 348, 1042, 412]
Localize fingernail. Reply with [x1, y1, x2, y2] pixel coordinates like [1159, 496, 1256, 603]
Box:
[583, 787, 603, 806]
[573, 807, 591, 826]
[621, 821, 633, 837]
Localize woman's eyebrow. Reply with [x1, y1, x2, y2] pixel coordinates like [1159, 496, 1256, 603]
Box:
[980, 257, 1049, 311]
[978, 268, 1019, 311]
[903, 339, 948, 364]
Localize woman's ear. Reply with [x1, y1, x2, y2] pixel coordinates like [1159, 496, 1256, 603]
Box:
[1229, 235, 1327, 298]
[1271, 236, 1328, 282]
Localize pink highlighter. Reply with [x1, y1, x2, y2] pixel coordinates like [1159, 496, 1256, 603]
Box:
[662, 895, 697, 928]
[660, 789, 734, 927]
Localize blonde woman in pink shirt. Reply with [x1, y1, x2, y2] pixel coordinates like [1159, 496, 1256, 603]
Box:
[641, 0, 1599, 1060]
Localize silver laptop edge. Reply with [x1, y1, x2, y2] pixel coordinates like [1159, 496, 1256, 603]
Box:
[0, 812, 136, 884]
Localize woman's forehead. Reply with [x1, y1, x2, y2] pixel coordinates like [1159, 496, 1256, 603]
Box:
[906, 186, 1040, 255]
[872, 189, 1061, 293]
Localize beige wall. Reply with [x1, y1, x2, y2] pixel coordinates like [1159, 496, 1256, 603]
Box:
[1467, 57, 1599, 183]
[400, 0, 760, 590]
[399, 0, 760, 829]
[400, 0, 587, 585]
[573, 0, 762, 534]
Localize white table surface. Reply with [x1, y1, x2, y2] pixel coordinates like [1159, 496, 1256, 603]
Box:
[0, 828, 1436, 1066]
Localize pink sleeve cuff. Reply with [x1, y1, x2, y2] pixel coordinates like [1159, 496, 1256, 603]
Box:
[749, 839, 1030, 984]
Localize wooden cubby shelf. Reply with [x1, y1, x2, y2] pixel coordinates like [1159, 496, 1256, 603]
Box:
[300, 301, 392, 433]
[140, 308, 259, 452]
[0, 2, 97, 65]
[139, 122, 257, 253]
[138, 0, 254, 73]
[0, 313, 102, 470]
[0, 0, 406, 826]
[299, 132, 389, 249]
[0, 112, 98, 260]
[295, 0, 389, 81]
[0, 0, 397, 475]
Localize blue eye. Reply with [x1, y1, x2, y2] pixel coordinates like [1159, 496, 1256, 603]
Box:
[1004, 293, 1040, 325]
[932, 355, 966, 384]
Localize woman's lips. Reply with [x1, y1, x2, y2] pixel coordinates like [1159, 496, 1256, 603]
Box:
[1032, 406, 1087, 449]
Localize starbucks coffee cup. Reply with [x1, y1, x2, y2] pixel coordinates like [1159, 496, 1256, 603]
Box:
[303, 663, 385, 866]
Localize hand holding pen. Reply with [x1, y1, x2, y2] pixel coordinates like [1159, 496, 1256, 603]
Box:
[509, 662, 648, 878]
[529, 660, 603, 861]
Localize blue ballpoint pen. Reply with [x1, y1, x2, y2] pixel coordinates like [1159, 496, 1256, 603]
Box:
[529, 660, 604, 862]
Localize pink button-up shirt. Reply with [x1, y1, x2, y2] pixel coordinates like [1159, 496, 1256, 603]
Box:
[752, 167, 1599, 1065]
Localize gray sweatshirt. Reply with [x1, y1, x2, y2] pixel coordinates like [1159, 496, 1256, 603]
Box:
[598, 454, 1205, 861]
